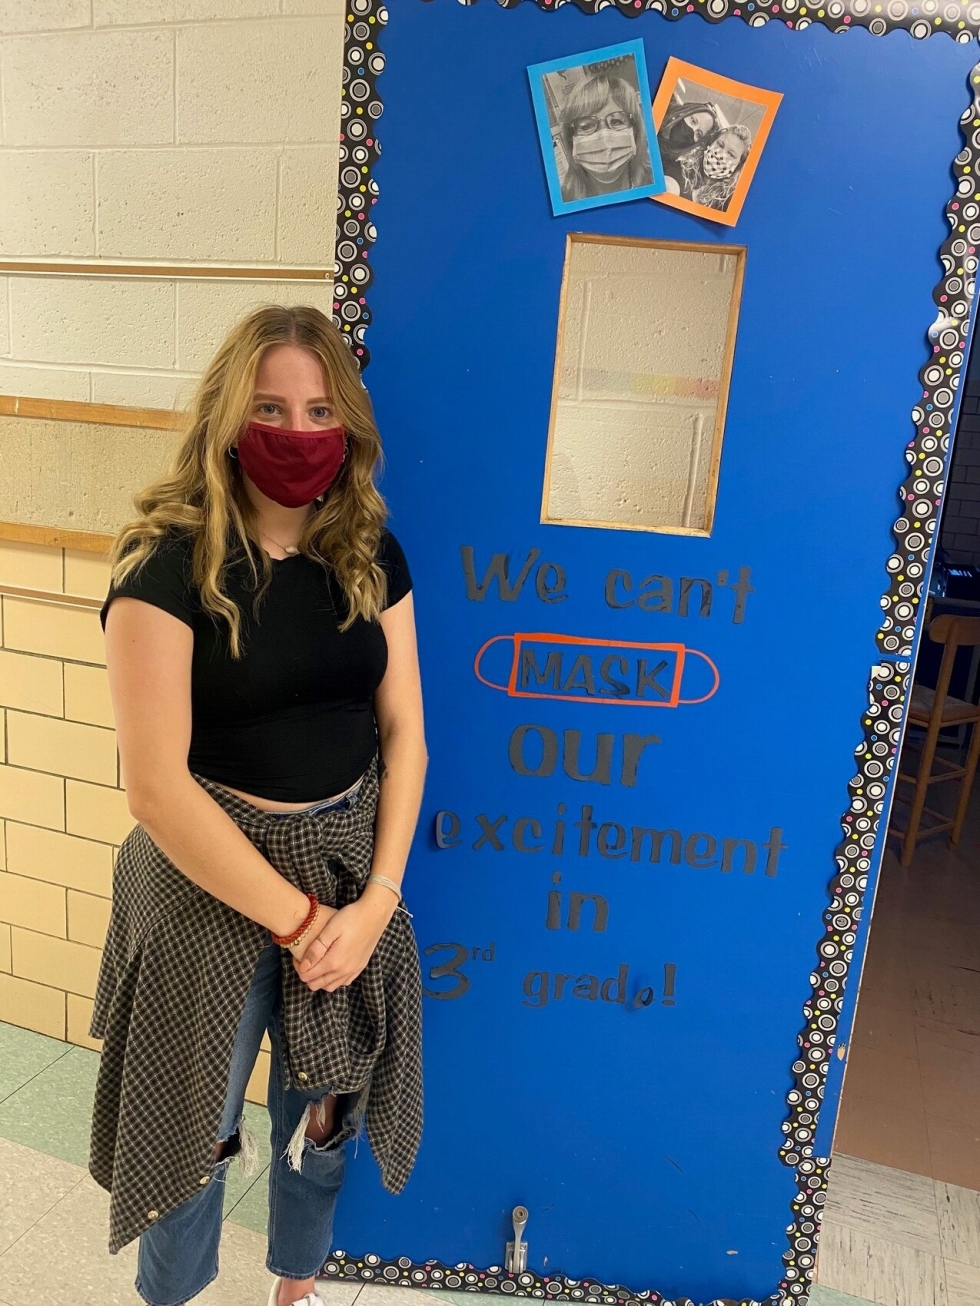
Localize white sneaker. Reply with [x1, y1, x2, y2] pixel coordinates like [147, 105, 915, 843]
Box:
[267, 1277, 327, 1306]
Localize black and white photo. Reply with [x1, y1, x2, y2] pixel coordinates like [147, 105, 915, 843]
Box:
[652, 58, 782, 227]
[528, 41, 664, 216]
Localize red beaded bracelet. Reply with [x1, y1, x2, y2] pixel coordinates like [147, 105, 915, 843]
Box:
[271, 892, 320, 948]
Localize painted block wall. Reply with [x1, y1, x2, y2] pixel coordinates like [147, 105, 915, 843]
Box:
[0, 0, 344, 410]
[0, 0, 335, 1102]
[0, 538, 272, 1106]
[0, 418, 181, 535]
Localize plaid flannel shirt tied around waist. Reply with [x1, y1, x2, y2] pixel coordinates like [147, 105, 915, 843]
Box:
[88, 756, 423, 1254]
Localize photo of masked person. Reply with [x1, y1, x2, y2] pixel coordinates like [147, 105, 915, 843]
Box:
[92, 303, 427, 1306]
[671, 123, 753, 212]
[529, 43, 663, 214]
[658, 98, 724, 185]
[652, 60, 781, 226]
[555, 69, 653, 201]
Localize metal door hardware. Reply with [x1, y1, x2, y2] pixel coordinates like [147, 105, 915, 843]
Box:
[505, 1205, 528, 1274]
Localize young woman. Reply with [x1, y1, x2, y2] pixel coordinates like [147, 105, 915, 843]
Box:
[89, 304, 426, 1306]
[668, 123, 752, 212]
[557, 70, 654, 202]
[689, 124, 752, 211]
[657, 97, 722, 170]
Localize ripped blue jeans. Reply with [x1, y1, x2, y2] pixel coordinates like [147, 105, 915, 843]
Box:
[136, 786, 364, 1306]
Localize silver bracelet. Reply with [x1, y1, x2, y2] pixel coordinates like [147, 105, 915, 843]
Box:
[367, 873, 403, 901]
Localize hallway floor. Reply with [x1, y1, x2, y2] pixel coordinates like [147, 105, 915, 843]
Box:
[0, 1018, 959, 1306]
[813, 753, 980, 1305]
[2, 777, 978, 1306]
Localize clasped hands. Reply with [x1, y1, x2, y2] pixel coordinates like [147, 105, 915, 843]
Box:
[290, 893, 395, 992]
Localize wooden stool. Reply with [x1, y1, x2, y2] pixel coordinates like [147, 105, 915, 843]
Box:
[891, 613, 980, 866]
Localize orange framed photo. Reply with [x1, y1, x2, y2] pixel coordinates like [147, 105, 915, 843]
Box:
[652, 58, 782, 227]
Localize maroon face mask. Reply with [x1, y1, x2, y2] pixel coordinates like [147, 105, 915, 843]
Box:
[236, 421, 347, 508]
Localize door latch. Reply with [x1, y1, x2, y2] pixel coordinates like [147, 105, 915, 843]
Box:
[506, 1205, 528, 1274]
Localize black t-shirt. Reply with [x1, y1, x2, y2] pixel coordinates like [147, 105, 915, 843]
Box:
[100, 528, 412, 802]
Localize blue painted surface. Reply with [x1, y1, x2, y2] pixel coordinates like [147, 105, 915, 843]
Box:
[331, 7, 979, 1301]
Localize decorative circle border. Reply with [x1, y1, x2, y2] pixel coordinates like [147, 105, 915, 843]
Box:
[332, 0, 385, 367]
[487, 0, 980, 41]
[326, 4, 980, 1304]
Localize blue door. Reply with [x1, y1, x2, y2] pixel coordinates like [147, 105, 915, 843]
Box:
[327, 7, 979, 1302]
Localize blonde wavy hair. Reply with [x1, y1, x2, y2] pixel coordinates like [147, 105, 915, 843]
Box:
[107, 304, 388, 658]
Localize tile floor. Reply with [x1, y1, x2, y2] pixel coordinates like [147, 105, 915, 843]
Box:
[1, 771, 977, 1306]
[816, 1152, 980, 1305]
[0, 1016, 958, 1306]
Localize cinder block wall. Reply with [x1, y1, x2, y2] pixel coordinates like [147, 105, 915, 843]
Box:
[0, 2, 347, 1106]
[0, 0, 343, 409]
[0, 419, 180, 535]
[0, 516, 272, 1101]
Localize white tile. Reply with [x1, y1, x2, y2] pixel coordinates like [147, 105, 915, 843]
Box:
[90, 370, 196, 411]
[97, 148, 278, 262]
[823, 1154, 941, 1255]
[356, 1288, 463, 1306]
[426, 1297, 517, 1306]
[176, 19, 343, 145]
[1, 30, 173, 148]
[937, 1182, 980, 1268]
[10, 278, 174, 370]
[946, 1257, 980, 1306]
[817, 1219, 948, 1305]
[176, 280, 333, 372]
[809, 1290, 880, 1306]
[0, 1, 90, 36]
[306, 1281, 362, 1306]
[0, 1175, 143, 1306]
[0, 152, 94, 258]
[0, 1170, 280, 1306]
[0, 1136, 85, 1257]
[278, 146, 340, 267]
[0, 362, 90, 401]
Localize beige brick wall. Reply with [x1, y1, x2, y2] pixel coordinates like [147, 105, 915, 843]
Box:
[0, 536, 268, 1101]
[0, 539, 121, 1047]
[0, 0, 344, 415]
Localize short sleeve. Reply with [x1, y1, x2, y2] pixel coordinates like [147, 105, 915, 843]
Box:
[100, 532, 198, 632]
[379, 529, 413, 609]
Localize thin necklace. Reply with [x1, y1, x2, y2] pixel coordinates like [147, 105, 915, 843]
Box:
[260, 530, 299, 556]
